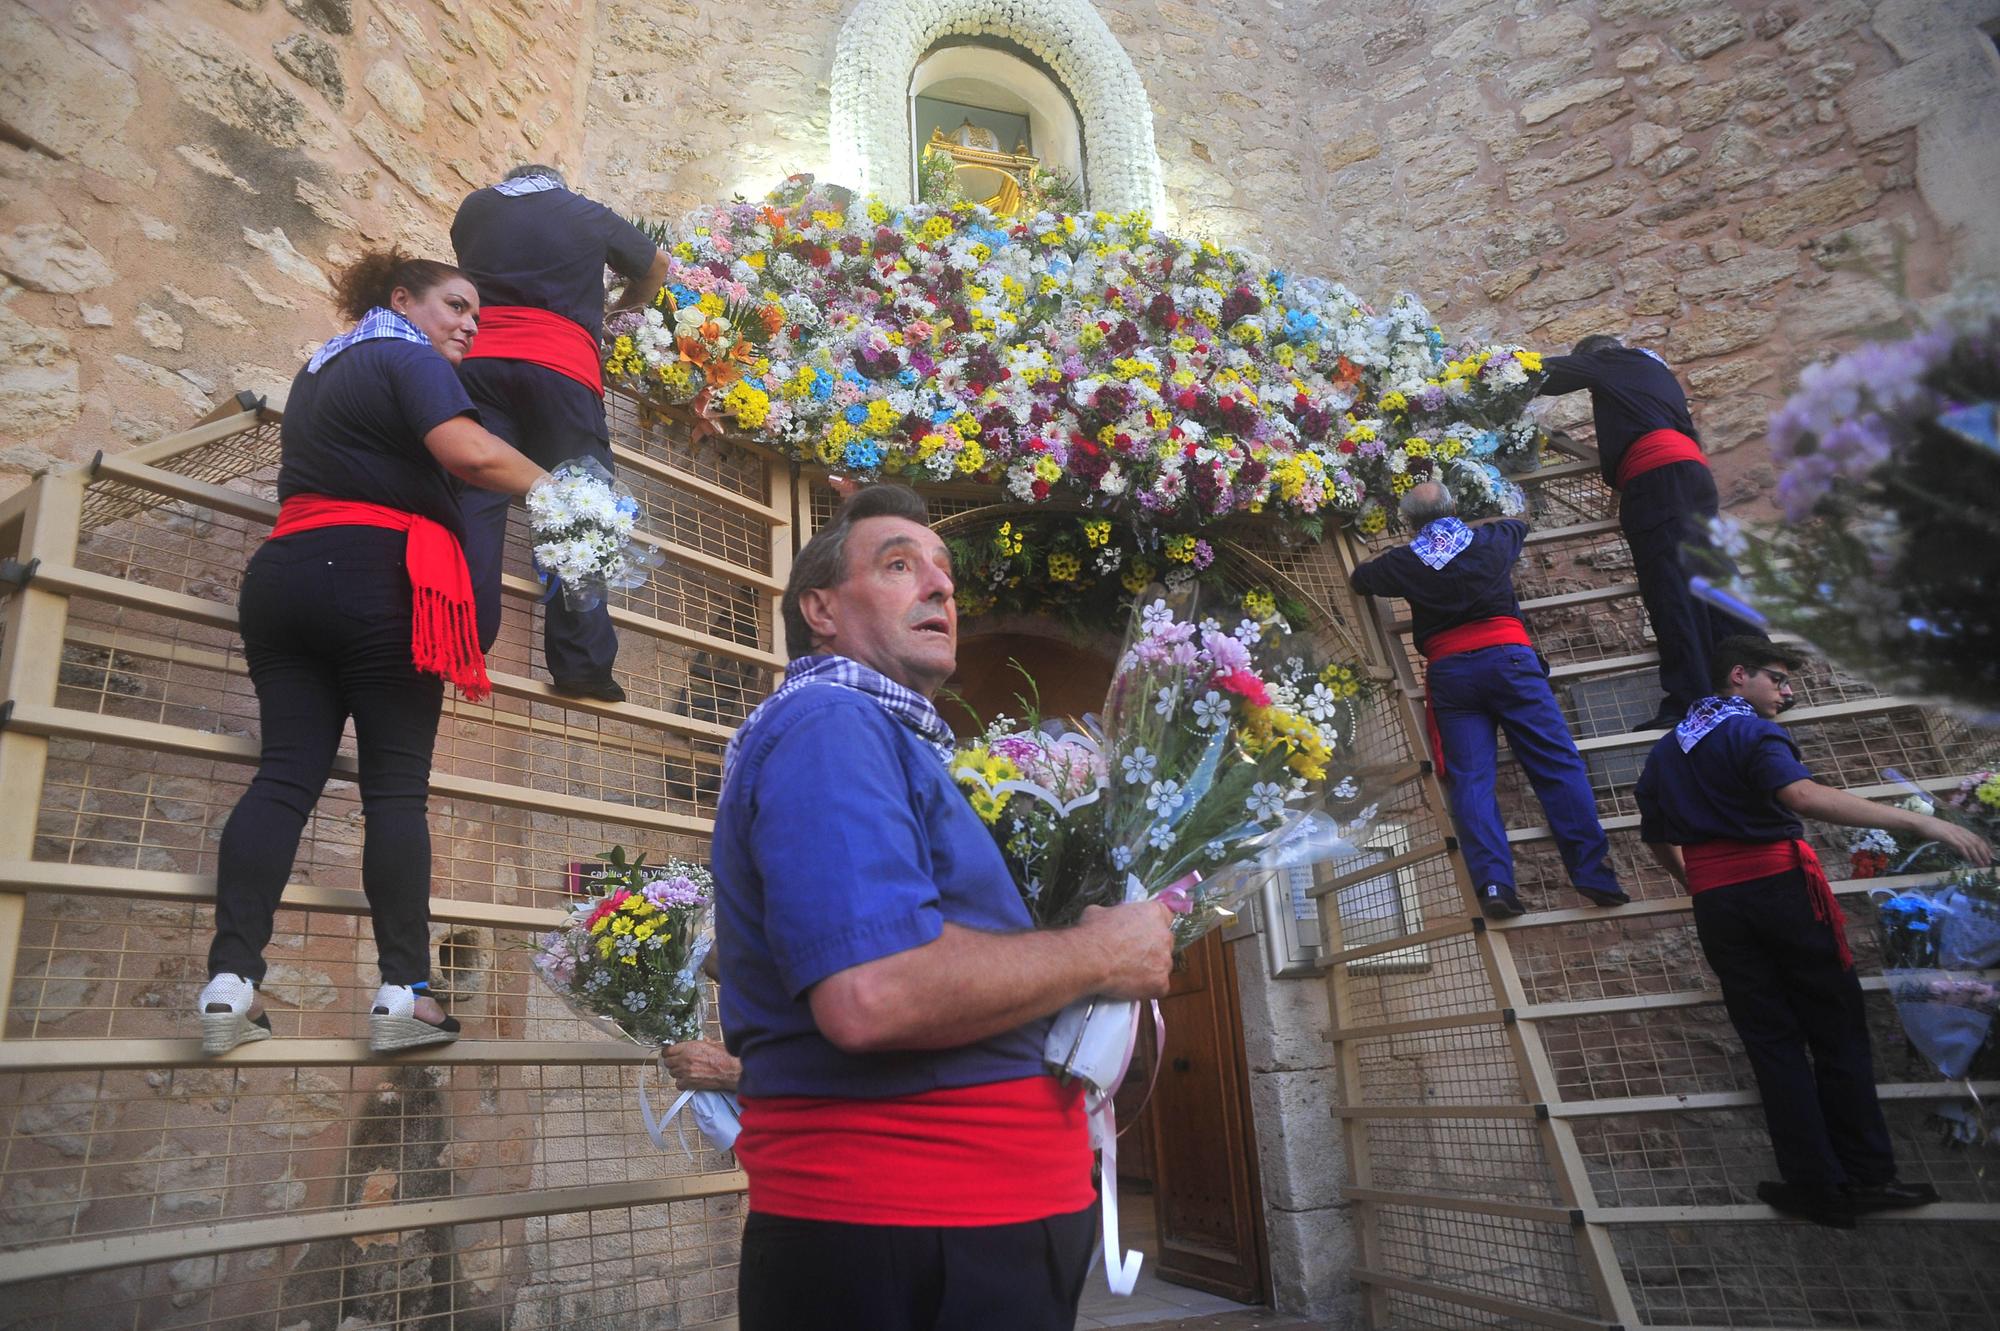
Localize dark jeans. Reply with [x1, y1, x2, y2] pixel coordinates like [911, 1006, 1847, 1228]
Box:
[1693, 869, 1897, 1188]
[1428, 645, 1619, 896]
[457, 358, 619, 684]
[1621, 461, 1758, 712]
[208, 527, 444, 987]
[738, 1205, 1096, 1331]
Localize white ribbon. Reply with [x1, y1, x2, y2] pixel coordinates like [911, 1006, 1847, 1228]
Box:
[1091, 1091, 1144, 1295]
[638, 1063, 741, 1155]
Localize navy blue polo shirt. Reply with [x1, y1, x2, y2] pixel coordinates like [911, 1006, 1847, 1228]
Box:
[714, 686, 1048, 1099]
[1635, 713, 1814, 845]
[276, 341, 475, 540]
[1538, 347, 1701, 487]
[1350, 520, 1528, 655]
[451, 186, 658, 341]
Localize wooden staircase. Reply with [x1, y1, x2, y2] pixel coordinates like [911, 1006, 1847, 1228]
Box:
[1316, 457, 2000, 1330]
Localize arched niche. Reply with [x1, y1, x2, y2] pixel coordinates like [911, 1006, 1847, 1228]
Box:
[912, 41, 1085, 194]
[828, 0, 1166, 215]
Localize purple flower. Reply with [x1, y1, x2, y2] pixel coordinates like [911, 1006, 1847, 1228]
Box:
[642, 875, 710, 910]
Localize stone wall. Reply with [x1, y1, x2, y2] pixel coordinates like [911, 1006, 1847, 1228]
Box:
[0, 0, 599, 494]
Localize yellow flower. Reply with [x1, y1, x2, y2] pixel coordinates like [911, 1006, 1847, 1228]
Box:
[1082, 519, 1112, 548]
[697, 292, 726, 317]
[1380, 390, 1408, 414]
[1032, 455, 1062, 484]
[864, 398, 900, 435]
[1048, 551, 1081, 582]
[1164, 533, 1197, 564]
[1517, 350, 1543, 373]
[1358, 505, 1388, 536]
[957, 441, 986, 473]
[1243, 589, 1277, 618]
[1319, 662, 1361, 699]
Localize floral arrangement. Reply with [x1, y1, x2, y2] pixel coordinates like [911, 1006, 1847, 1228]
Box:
[943, 510, 1312, 632]
[532, 847, 714, 1047]
[954, 590, 1378, 948]
[1847, 827, 1899, 880]
[603, 180, 1542, 536]
[1700, 294, 2000, 721]
[524, 458, 665, 612]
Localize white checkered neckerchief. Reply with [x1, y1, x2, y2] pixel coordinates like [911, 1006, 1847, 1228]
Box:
[494, 175, 562, 197]
[306, 307, 432, 374]
[1410, 517, 1475, 570]
[724, 654, 956, 782]
[1675, 695, 1757, 753]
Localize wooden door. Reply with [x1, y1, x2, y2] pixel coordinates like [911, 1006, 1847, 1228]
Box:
[1144, 931, 1270, 1303]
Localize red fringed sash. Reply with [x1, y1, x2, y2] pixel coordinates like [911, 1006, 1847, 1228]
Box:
[1417, 616, 1534, 782]
[270, 495, 491, 702]
[1615, 427, 1707, 489]
[1684, 838, 1852, 969]
[462, 306, 604, 396]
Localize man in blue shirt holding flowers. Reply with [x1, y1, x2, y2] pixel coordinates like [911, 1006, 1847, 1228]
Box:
[713, 483, 1173, 1331]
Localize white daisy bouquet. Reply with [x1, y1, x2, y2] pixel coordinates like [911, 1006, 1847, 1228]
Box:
[524, 457, 665, 612]
[532, 846, 714, 1046]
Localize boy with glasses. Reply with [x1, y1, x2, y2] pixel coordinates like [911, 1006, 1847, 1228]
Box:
[1635, 636, 1991, 1227]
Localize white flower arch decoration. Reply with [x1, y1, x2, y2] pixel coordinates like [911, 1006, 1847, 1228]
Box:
[828, 0, 1167, 216]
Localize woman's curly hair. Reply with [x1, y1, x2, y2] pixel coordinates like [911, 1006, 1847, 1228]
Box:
[330, 248, 466, 323]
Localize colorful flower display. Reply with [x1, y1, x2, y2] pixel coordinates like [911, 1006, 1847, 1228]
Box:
[1698, 295, 2000, 721]
[606, 180, 1542, 535]
[533, 847, 714, 1047]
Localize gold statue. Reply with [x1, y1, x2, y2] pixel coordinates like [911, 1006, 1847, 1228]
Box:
[924, 124, 1040, 219]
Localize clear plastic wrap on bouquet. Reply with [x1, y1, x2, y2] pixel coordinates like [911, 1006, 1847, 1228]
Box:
[525, 456, 665, 613]
[1875, 886, 2000, 1080]
[528, 852, 716, 1048]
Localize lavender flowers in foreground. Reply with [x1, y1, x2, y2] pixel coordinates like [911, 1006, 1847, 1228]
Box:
[1698, 295, 2000, 721]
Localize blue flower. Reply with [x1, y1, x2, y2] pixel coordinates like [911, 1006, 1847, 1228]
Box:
[844, 403, 869, 425]
[844, 440, 882, 470]
[898, 368, 920, 387]
[809, 370, 834, 401]
[932, 408, 956, 424]
[669, 284, 700, 308]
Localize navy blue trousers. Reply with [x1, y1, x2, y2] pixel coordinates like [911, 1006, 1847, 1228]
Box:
[457, 358, 620, 684]
[738, 1204, 1095, 1331]
[1621, 461, 1757, 712]
[1693, 869, 1897, 1187]
[1429, 645, 1619, 897]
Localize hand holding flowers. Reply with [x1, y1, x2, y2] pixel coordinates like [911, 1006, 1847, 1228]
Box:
[525, 457, 665, 612]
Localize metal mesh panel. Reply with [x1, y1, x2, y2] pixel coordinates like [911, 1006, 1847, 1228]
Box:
[1616, 1220, 2000, 1330]
[2, 403, 768, 1325]
[1374, 1205, 1593, 1315]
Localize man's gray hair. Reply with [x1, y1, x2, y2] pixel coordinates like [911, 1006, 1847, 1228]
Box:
[505, 163, 566, 188]
[780, 485, 934, 658]
[1399, 480, 1458, 528]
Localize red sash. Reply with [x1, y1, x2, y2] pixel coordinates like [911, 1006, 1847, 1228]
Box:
[1684, 838, 1852, 969]
[1417, 616, 1534, 781]
[736, 1075, 1094, 1226]
[1615, 428, 1707, 489]
[269, 495, 492, 702]
[462, 306, 604, 396]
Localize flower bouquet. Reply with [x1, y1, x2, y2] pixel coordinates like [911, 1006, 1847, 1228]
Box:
[532, 847, 739, 1154]
[952, 589, 1380, 1294]
[1874, 886, 2000, 1080]
[524, 457, 665, 612]
[1694, 294, 2000, 721]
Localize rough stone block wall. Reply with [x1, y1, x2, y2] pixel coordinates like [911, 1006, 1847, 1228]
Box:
[0, 0, 598, 495]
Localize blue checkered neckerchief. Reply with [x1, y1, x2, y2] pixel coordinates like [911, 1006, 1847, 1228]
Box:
[1410, 517, 1475, 570]
[1675, 695, 1757, 752]
[306, 307, 432, 374]
[494, 174, 562, 196]
[724, 654, 956, 781]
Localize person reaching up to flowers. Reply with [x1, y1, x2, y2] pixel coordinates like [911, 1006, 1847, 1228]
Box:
[452, 163, 670, 703]
[1537, 335, 1763, 730]
[199, 249, 550, 1056]
[712, 483, 1173, 1331]
[1636, 636, 1991, 1228]
[1350, 481, 1627, 920]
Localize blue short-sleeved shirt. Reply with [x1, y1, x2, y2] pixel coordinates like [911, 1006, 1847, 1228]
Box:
[1349, 520, 1528, 655]
[714, 685, 1048, 1099]
[1635, 714, 1813, 845]
[276, 341, 475, 540]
